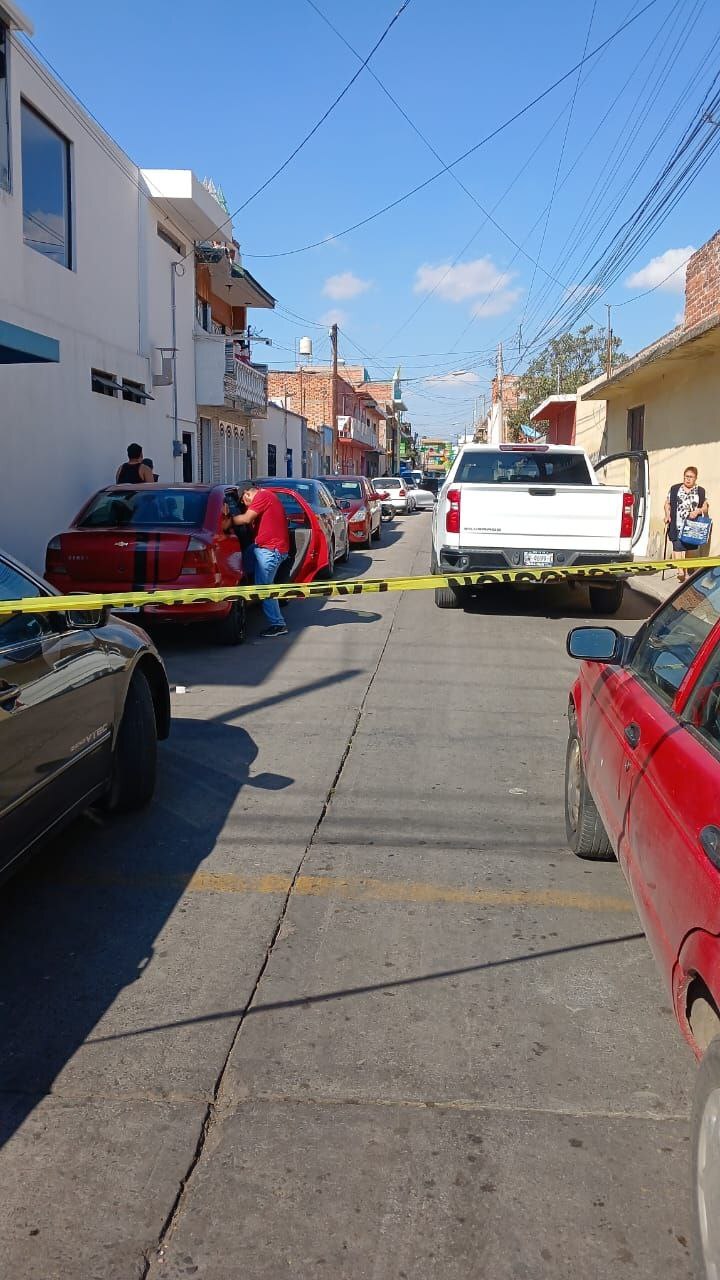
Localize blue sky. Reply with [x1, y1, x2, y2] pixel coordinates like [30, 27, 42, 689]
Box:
[23, 0, 720, 438]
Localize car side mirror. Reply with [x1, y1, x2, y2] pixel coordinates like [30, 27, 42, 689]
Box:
[66, 606, 111, 630]
[566, 626, 625, 664]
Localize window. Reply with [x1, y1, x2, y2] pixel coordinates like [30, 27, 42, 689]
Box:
[627, 405, 645, 452]
[157, 223, 184, 255]
[21, 101, 72, 268]
[267, 443, 277, 476]
[196, 297, 212, 332]
[453, 450, 592, 486]
[629, 567, 720, 705]
[286, 448, 293, 478]
[323, 479, 362, 499]
[0, 558, 54, 650]
[91, 369, 121, 397]
[122, 378, 148, 405]
[78, 489, 209, 528]
[0, 22, 9, 191]
[686, 640, 720, 751]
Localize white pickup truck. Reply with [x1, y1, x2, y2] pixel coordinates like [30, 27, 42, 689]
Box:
[430, 443, 648, 614]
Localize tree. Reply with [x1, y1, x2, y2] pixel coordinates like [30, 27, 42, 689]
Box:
[506, 325, 625, 439]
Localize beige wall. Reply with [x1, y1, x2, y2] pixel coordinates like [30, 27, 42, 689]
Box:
[599, 356, 720, 558]
[574, 377, 607, 459]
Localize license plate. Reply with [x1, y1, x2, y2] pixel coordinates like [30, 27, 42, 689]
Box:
[523, 551, 554, 567]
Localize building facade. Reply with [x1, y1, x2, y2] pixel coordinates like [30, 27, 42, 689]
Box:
[266, 367, 380, 476]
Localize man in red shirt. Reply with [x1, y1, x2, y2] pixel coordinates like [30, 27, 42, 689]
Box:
[229, 484, 291, 637]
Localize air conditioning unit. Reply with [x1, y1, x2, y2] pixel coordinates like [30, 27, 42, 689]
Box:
[337, 415, 351, 438]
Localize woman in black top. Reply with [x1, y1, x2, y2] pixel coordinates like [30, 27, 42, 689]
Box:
[664, 465, 710, 582]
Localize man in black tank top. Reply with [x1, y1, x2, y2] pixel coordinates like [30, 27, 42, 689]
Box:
[116, 443, 154, 484]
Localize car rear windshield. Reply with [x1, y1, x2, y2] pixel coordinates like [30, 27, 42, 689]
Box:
[379, 478, 401, 488]
[453, 451, 592, 485]
[323, 479, 362, 499]
[78, 489, 209, 528]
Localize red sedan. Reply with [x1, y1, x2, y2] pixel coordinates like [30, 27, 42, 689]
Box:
[322, 475, 382, 548]
[565, 565, 720, 1274]
[45, 483, 328, 643]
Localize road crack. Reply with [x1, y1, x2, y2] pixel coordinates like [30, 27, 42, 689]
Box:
[142, 589, 404, 1277]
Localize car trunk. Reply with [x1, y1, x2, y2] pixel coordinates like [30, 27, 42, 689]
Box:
[57, 529, 193, 584]
[457, 485, 625, 552]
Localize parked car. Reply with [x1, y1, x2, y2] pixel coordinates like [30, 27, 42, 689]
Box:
[374, 477, 416, 514]
[45, 484, 327, 645]
[431, 443, 648, 611]
[410, 483, 436, 511]
[564, 564, 720, 1276]
[255, 478, 350, 574]
[321, 475, 382, 548]
[0, 548, 170, 882]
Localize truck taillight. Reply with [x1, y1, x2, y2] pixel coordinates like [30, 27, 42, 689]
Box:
[182, 538, 215, 575]
[620, 491, 634, 539]
[446, 487, 461, 534]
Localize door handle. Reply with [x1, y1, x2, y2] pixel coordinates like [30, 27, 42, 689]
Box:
[700, 826, 720, 871]
[624, 722, 641, 748]
[0, 681, 21, 706]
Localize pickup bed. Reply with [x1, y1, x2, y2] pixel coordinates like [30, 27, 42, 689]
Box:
[430, 443, 648, 613]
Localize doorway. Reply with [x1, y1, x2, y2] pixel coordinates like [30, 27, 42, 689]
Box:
[182, 431, 194, 483]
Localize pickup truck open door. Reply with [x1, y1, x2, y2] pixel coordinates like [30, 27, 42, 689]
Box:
[594, 450, 650, 557]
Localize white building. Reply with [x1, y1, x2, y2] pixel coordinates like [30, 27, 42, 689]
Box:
[0, 3, 275, 571]
[252, 400, 304, 480]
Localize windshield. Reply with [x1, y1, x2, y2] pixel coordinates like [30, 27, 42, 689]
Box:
[78, 489, 209, 528]
[256, 479, 319, 506]
[453, 451, 592, 485]
[323, 480, 362, 499]
[378, 478, 401, 489]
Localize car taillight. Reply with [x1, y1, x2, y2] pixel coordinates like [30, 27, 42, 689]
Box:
[182, 538, 216, 575]
[446, 487, 461, 534]
[45, 536, 67, 574]
[620, 491, 634, 539]
[398, 488, 406, 497]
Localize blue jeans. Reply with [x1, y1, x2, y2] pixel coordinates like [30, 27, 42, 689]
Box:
[245, 544, 287, 627]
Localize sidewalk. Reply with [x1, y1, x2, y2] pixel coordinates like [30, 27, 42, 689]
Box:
[628, 566, 678, 607]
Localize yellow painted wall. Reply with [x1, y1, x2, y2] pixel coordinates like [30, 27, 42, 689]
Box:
[575, 377, 607, 459]
[601, 356, 720, 557]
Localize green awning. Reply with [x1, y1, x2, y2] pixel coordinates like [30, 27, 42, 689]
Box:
[0, 320, 60, 364]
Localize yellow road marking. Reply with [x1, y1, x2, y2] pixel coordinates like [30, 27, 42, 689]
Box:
[50, 868, 633, 913]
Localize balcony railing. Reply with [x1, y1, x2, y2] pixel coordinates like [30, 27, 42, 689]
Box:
[225, 343, 268, 417]
[337, 415, 378, 448]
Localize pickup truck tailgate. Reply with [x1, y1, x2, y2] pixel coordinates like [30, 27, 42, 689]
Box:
[458, 485, 624, 552]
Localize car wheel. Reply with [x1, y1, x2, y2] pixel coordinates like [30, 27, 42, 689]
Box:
[215, 599, 246, 645]
[589, 582, 625, 615]
[435, 585, 465, 609]
[692, 1036, 720, 1279]
[107, 670, 158, 812]
[564, 731, 614, 859]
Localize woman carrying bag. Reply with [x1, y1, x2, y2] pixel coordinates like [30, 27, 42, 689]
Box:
[664, 465, 711, 582]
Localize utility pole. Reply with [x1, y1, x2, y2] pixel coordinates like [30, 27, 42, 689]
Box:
[605, 304, 613, 380]
[556, 364, 561, 394]
[497, 341, 504, 443]
[330, 323, 339, 472]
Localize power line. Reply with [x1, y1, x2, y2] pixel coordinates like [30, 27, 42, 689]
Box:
[244, 0, 663, 260]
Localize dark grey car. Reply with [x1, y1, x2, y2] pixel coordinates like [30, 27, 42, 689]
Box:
[0, 550, 170, 883]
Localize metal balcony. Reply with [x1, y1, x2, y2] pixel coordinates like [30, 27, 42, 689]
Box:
[337, 415, 378, 448]
[224, 357, 268, 417]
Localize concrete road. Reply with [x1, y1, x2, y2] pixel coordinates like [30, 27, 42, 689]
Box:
[0, 513, 695, 1279]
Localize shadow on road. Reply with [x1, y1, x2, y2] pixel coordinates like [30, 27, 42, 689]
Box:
[461, 583, 654, 622]
[0, 716, 293, 1150]
[85, 930, 645, 1046]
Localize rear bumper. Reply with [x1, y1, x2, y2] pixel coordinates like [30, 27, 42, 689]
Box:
[437, 546, 633, 575]
[45, 574, 237, 622]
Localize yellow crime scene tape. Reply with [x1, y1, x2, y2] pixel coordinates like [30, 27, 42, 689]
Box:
[3, 556, 720, 615]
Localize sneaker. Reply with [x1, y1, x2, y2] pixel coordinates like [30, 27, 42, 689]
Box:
[260, 624, 288, 638]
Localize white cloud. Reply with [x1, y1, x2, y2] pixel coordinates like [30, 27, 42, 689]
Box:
[471, 288, 523, 318]
[414, 256, 521, 317]
[425, 370, 481, 385]
[319, 308, 348, 327]
[625, 246, 695, 294]
[322, 271, 372, 301]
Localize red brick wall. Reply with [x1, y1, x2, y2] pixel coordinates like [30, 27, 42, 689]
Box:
[685, 231, 720, 328]
[266, 370, 364, 430]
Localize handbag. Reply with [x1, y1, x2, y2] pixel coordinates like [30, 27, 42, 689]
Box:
[680, 514, 713, 548]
